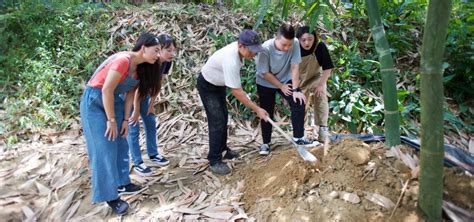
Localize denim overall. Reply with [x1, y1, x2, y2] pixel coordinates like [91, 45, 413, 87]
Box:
[80, 54, 139, 203]
[127, 63, 171, 165]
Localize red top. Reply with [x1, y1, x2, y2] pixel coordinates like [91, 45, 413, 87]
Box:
[87, 54, 134, 88]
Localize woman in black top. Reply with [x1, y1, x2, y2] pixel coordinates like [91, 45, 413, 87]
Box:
[296, 26, 335, 141]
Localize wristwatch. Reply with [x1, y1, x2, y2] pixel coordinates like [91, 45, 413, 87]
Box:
[290, 87, 301, 92]
[108, 118, 116, 123]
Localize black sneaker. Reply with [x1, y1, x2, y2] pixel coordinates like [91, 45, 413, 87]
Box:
[209, 161, 231, 175]
[106, 198, 129, 215]
[223, 149, 240, 159]
[293, 137, 320, 147]
[118, 183, 142, 196]
[259, 144, 270, 155]
[133, 162, 152, 177]
[149, 154, 170, 166]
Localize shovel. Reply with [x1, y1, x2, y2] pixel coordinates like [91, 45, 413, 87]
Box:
[266, 117, 317, 163]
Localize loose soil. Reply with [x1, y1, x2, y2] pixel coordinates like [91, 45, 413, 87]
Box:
[1, 135, 472, 221]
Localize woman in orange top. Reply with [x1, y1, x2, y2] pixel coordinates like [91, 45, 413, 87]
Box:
[80, 32, 162, 215]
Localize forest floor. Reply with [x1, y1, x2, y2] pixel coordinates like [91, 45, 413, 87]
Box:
[1, 122, 472, 221]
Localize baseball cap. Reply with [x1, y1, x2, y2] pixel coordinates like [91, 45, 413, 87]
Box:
[238, 29, 265, 53]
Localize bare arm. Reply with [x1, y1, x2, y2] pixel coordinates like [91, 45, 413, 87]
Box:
[121, 89, 135, 137]
[101, 70, 123, 140]
[290, 63, 306, 105]
[290, 63, 301, 90]
[129, 88, 141, 125]
[262, 72, 292, 96]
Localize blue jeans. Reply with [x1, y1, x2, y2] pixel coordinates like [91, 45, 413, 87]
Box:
[196, 74, 230, 165]
[127, 96, 159, 165]
[80, 87, 131, 203]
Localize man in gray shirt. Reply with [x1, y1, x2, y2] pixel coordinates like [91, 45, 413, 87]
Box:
[256, 23, 318, 155]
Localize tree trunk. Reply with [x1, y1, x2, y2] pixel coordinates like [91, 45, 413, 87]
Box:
[419, 0, 452, 220]
[365, 0, 400, 146]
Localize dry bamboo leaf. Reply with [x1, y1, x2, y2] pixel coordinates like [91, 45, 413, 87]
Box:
[65, 200, 81, 221]
[183, 214, 200, 220]
[194, 191, 208, 205]
[221, 188, 230, 199]
[364, 192, 395, 209]
[37, 162, 52, 176]
[52, 170, 79, 190]
[173, 207, 200, 214]
[21, 206, 36, 222]
[192, 203, 211, 212]
[207, 205, 234, 212]
[71, 205, 107, 221]
[202, 211, 233, 220]
[19, 178, 37, 191]
[179, 155, 188, 168]
[177, 180, 191, 195]
[339, 191, 360, 204]
[157, 193, 168, 206]
[52, 188, 77, 219]
[469, 139, 474, 154]
[35, 181, 52, 196]
[161, 172, 170, 183]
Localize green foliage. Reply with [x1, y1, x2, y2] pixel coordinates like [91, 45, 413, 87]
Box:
[1, 0, 471, 145]
[1, 1, 110, 141]
[444, 1, 474, 106]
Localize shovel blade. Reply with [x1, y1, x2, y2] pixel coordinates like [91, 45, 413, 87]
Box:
[296, 145, 318, 162]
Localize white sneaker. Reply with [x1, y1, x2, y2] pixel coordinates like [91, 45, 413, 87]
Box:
[259, 144, 270, 155]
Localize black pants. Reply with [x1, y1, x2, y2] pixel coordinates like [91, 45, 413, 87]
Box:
[257, 83, 306, 144]
[197, 73, 230, 165]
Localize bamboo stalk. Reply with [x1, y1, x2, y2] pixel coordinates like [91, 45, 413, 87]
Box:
[419, 0, 453, 220]
[365, 0, 401, 147]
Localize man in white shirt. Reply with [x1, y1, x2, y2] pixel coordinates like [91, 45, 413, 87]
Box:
[256, 23, 319, 156]
[198, 29, 269, 175]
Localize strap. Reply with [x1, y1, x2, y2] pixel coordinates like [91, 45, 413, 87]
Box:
[89, 53, 131, 80]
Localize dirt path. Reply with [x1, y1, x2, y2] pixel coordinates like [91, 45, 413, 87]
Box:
[1, 126, 473, 221]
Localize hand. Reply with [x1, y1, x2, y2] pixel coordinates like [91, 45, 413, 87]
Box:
[130, 111, 139, 126]
[121, 120, 128, 138]
[147, 104, 155, 115]
[314, 82, 327, 98]
[105, 120, 118, 141]
[292, 91, 307, 105]
[279, 84, 292, 96]
[256, 107, 269, 122]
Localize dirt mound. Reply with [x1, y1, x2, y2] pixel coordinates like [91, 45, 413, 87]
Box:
[232, 138, 473, 221]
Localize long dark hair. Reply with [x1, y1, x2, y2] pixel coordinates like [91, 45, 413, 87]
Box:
[296, 26, 319, 44]
[157, 33, 177, 49]
[132, 32, 161, 98]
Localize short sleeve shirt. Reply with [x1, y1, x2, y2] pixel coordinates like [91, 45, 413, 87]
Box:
[161, 61, 172, 75]
[87, 54, 131, 88]
[256, 38, 301, 88]
[201, 42, 243, 88]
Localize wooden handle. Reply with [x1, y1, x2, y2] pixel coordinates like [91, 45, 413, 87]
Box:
[266, 117, 295, 145]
